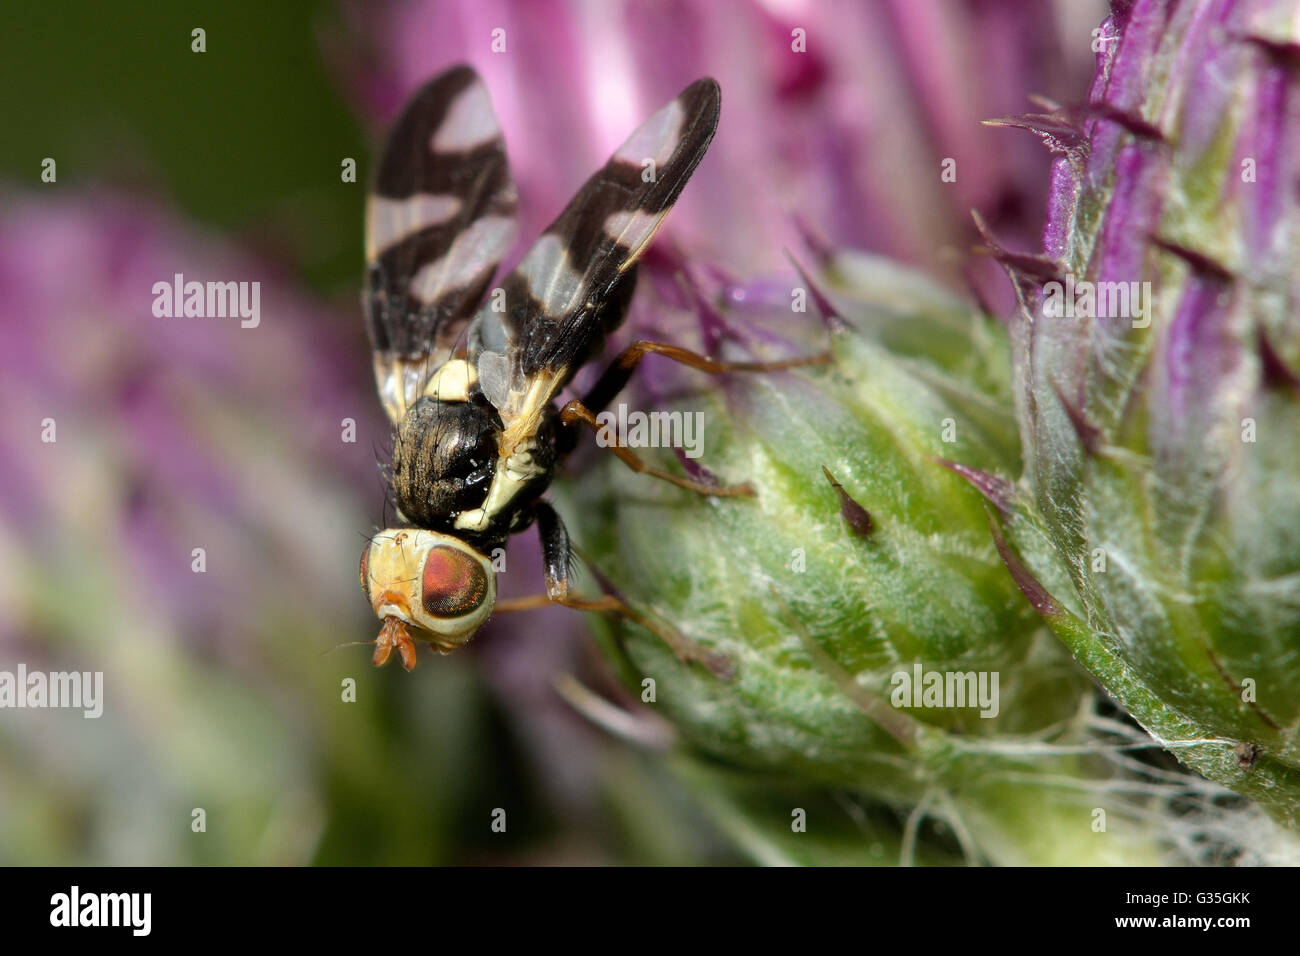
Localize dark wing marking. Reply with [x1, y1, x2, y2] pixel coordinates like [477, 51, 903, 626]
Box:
[365, 64, 517, 423]
[470, 78, 721, 433]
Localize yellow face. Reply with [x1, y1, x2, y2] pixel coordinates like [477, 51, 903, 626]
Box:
[359, 528, 496, 655]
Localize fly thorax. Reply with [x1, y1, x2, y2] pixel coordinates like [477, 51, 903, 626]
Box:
[393, 396, 502, 528]
[453, 412, 559, 534]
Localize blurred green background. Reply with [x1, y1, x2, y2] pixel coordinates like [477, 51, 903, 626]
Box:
[3, 2, 364, 295]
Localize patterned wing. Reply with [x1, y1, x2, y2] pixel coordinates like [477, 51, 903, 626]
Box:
[470, 78, 721, 438]
[365, 64, 517, 423]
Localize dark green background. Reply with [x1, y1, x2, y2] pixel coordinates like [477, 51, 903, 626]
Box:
[3, 2, 365, 294]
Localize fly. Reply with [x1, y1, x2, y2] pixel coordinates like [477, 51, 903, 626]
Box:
[358, 65, 819, 669]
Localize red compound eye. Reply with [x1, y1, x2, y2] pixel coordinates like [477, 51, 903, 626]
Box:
[359, 545, 372, 603]
[421, 546, 489, 618]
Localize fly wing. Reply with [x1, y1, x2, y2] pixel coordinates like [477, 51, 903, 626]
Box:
[365, 64, 518, 423]
[470, 78, 721, 439]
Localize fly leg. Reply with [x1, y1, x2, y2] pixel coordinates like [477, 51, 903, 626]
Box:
[580, 340, 829, 418]
[558, 399, 754, 497]
[557, 340, 829, 495]
[494, 502, 733, 677]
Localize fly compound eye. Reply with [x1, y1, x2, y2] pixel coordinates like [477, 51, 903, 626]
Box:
[422, 545, 490, 618]
[359, 544, 372, 603]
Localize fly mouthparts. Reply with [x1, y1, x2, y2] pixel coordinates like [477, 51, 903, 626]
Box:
[373, 616, 419, 671]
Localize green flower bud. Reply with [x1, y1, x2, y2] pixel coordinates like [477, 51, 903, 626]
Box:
[556, 255, 1221, 864]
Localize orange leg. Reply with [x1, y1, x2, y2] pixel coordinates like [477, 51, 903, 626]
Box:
[496, 585, 733, 679]
[493, 501, 734, 678]
[558, 399, 755, 497]
[581, 339, 830, 415]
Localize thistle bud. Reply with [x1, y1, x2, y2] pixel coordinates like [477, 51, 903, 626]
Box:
[986, 0, 1300, 824]
[559, 256, 1241, 864]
